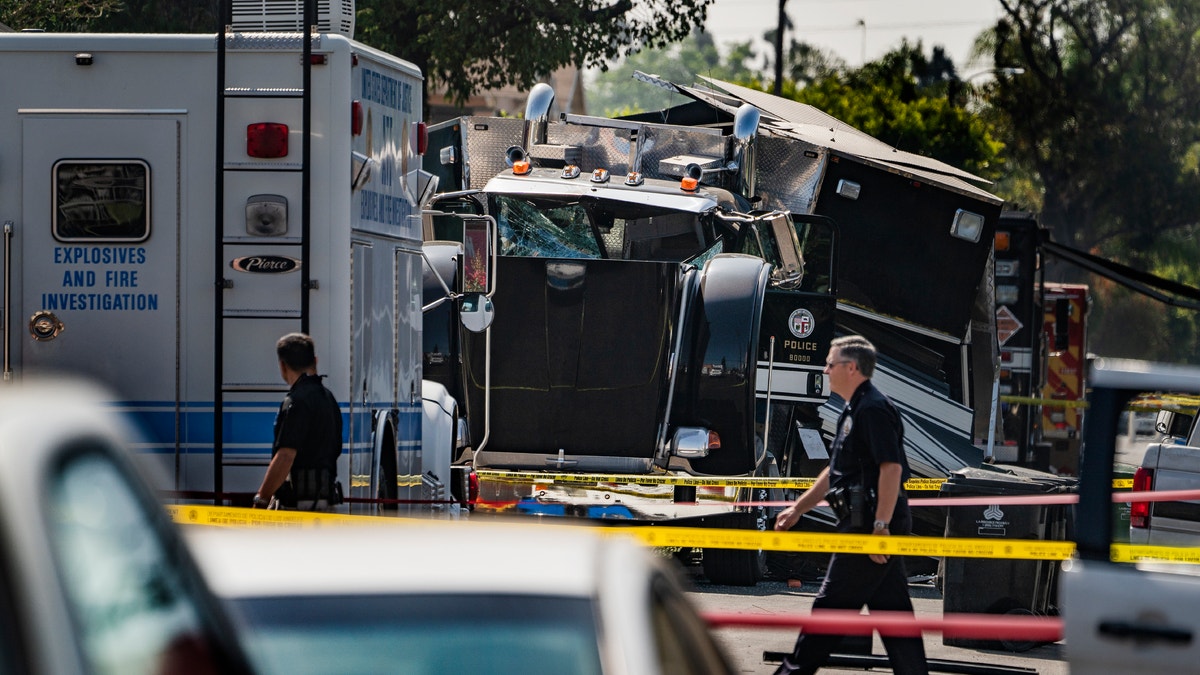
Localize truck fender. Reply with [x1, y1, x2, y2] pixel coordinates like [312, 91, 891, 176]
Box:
[422, 241, 465, 403]
[685, 253, 770, 475]
[421, 380, 458, 491]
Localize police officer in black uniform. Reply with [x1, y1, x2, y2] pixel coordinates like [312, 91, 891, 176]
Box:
[253, 333, 343, 511]
[773, 335, 928, 675]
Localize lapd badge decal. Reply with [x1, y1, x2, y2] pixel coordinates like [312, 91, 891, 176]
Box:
[788, 308, 815, 338]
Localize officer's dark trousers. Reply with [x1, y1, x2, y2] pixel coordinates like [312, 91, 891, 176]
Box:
[773, 552, 928, 675]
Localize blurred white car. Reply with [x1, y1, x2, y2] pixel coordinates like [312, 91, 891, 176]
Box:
[0, 380, 252, 675]
[187, 520, 735, 675]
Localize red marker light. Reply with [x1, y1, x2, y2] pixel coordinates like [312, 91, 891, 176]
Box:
[416, 122, 428, 155]
[247, 123, 289, 158]
[351, 101, 363, 136]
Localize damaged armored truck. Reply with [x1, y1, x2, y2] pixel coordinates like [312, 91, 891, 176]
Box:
[421, 75, 1002, 584]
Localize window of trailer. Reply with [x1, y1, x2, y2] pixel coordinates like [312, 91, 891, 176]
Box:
[53, 160, 150, 242]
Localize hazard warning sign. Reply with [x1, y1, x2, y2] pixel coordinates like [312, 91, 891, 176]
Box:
[996, 305, 1023, 346]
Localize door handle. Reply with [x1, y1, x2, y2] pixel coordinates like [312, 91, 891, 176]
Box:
[1099, 620, 1193, 645]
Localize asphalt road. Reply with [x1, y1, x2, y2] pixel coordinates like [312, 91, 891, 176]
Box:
[684, 573, 1067, 675]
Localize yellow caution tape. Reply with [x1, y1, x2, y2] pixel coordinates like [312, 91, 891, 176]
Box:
[1001, 394, 1199, 414]
[349, 474, 427, 489]
[168, 505, 1200, 562]
[479, 471, 1133, 492]
[168, 504, 394, 528]
[475, 470, 947, 492]
[621, 527, 1076, 560]
[1111, 544, 1200, 565]
[1000, 395, 1088, 408]
[904, 478, 949, 490]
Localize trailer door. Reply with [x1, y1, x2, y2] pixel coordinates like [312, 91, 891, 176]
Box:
[18, 114, 180, 406]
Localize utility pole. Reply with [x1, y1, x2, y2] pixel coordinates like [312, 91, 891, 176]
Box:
[857, 19, 866, 65]
[773, 0, 787, 95]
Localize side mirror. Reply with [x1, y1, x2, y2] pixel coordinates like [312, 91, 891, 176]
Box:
[462, 216, 492, 294]
[460, 294, 494, 333]
[1157, 409, 1193, 439]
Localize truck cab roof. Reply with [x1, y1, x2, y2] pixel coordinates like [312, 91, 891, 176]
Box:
[485, 168, 738, 214]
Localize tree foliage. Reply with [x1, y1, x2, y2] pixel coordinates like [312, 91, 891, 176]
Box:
[356, 0, 716, 106]
[1, 0, 218, 32]
[592, 37, 1002, 180]
[987, 0, 1200, 361]
[587, 29, 758, 117]
[791, 42, 1004, 180]
[95, 0, 217, 32]
[0, 0, 124, 31]
[989, 0, 1200, 254]
[5, 0, 716, 108]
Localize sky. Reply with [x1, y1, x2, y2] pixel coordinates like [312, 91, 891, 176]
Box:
[703, 0, 1005, 73]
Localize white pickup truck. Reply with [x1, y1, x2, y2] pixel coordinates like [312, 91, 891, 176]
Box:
[1062, 359, 1200, 674]
[1129, 405, 1200, 545]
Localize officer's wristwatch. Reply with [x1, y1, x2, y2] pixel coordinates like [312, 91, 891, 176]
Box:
[873, 519, 890, 531]
[252, 494, 269, 509]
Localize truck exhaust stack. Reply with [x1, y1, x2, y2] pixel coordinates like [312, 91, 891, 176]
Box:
[732, 104, 760, 200]
[523, 82, 555, 152]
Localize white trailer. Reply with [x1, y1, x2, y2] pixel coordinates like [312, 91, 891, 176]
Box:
[0, 12, 463, 514]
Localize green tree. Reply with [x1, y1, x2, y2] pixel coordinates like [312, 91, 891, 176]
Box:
[594, 37, 1003, 186]
[987, 0, 1200, 361]
[785, 40, 846, 87]
[588, 29, 758, 117]
[6, 0, 716, 111]
[0, 0, 124, 31]
[2, 0, 219, 32]
[790, 41, 1004, 180]
[95, 0, 217, 32]
[356, 0, 716, 108]
[989, 0, 1200, 254]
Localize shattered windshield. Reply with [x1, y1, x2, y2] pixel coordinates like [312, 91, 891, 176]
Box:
[490, 194, 713, 262]
[493, 195, 600, 259]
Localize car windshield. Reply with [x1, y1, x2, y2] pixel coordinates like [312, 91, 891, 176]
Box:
[491, 194, 711, 262]
[231, 593, 603, 675]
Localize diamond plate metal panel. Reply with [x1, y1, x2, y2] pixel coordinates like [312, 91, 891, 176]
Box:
[461, 116, 526, 189]
[753, 135, 825, 215]
[547, 123, 636, 177]
[223, 32, 323, 50]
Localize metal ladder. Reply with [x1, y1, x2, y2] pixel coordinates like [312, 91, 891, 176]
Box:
[212, 1, 316, 503]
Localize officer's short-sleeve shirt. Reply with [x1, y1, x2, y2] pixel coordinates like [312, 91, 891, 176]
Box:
[829, 379, 911, 492]
[273, 373, 342, 473]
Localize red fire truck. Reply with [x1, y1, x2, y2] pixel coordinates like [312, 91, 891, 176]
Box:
[1040, 283, 1090, 473]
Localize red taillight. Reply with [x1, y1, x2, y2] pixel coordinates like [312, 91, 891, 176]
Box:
[416, 122, 428, 155]
[246, 122, 289, 158]
[1131, 467, 1153, 528]
[351, 101, 363, 136]
[468, 471, 480, 505]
